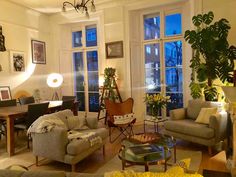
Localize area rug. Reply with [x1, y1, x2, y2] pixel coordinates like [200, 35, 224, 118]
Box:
[96, 149, 202, 174]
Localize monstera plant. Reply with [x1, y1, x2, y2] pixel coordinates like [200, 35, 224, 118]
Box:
[185, 11, 236, 101]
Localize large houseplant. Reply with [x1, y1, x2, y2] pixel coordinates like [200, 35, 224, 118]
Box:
[184, 11, 236, 101]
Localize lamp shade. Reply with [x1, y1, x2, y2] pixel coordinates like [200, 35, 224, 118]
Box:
[47, 73, 63, 88]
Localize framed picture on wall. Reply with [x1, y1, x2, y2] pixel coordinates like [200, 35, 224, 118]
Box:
[105, 41, 123, 59]
[0, 86, 12, 101]
[31, 40, 46, 64]
[9, 51, 26, 72]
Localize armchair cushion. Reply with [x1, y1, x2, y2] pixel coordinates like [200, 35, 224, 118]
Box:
[164, 119, 214, 139]
[195, 107, 217, 124]
[86, 117, 98, 129]
[67, 116, 88, 130]
[113, 113, 135, 124]
[187, 99, 205, 120]
[170, 108, 186, 120]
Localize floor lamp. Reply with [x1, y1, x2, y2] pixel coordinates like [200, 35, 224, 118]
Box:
[47, 73, 63, 100]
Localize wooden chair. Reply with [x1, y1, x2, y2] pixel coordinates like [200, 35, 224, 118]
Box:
[105, 98, 136, 143]
[18, 96, 35, 105]
[62, 96, 76, 101]
[0, 99, 17, 139]
[14, 102, 49, 148]
[61, 99, 75, 111]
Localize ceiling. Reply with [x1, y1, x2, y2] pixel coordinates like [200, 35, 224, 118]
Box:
[6, 0, 108, 14]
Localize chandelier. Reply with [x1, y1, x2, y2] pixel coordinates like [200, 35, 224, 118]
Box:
[62, 0, 96, 17]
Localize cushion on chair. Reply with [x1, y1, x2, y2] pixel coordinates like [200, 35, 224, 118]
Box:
[187, 99, 205, 120]
[54, 109, 74, 129]
[67, 116, 88, 130]
[113, 113, 135, 124]
[164, 119, 214, 139]
[195, 107, 217, 124]
[66, 128, 108, 155]
[86, 117, 98, 129]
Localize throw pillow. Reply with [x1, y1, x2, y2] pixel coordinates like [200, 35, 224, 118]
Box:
[113, 113, 135, 124]
[195, 107, 217, 124]
[86, 117, 98, 129]
[54, 109, 74, 129]
[67, 116, 88, 130]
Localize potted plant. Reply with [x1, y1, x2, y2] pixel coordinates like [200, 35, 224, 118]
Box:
[184, 11, 236, 101]
[144, 93, 171, 119]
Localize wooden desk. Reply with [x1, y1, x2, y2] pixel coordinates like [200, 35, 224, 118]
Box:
[0, 101, 78, 156]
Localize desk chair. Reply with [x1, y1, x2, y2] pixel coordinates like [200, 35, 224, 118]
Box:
[62, 96, 76, 101]
[0, 99, 17, 139]
[105, 98, 136, 143]
[61, 99, 75, 111]
[18, 96, 35, 105]
[14, 102, 49, 148]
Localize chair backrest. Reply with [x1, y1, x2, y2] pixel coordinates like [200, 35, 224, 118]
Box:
[61, 99, 74, 110]
[18, 96, 35, 105]
[105, 98, 134, 122]
[62, 96, 76, 101]
[26, 102, 49, 128]
[0, 99, 17, 107]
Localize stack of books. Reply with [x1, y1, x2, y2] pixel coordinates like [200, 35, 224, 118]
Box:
[126, 143, 163, 158]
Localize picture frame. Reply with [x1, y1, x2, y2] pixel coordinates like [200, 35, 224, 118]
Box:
[31, 40, 46, 64]
[105, 41, 123, 59]
[9, 51, 26, 72]
[0, 86, 12, 101]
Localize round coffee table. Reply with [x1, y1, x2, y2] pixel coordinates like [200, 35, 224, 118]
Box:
[118, 133, 176, 172]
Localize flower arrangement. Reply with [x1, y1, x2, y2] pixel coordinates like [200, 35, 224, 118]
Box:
[144, 93, 171, 118]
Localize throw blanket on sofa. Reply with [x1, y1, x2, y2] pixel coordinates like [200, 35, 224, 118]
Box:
[67, 130, 102, 147]
[27, 114, 67, 134]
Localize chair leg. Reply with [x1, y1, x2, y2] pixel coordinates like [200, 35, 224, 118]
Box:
[71, 164, 76, 172]
[208, 146, 212, 156]
[35, 156, 38, 166]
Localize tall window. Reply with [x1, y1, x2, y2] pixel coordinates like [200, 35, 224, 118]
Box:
[143, 11, 183, 116]
[72, 24, 99, 113]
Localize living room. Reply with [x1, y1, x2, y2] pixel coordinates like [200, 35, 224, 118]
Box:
[0, 0, 236, 176]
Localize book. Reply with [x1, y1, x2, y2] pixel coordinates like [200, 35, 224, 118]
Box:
[127, 144, 162, 157]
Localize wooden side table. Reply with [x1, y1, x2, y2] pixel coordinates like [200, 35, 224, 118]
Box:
[144, 117, 168, 133]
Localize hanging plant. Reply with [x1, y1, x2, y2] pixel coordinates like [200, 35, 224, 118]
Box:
[185, 11, 236, 101]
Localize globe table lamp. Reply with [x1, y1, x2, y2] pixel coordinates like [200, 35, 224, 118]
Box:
[47, 73, 63, 100]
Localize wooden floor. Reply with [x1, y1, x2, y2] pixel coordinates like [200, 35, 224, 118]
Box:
[0, 122, 230, 174]
[76, 123, 230, 174]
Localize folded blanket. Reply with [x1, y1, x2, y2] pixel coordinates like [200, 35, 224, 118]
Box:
[67, 130, 102, 146]
[27, 114, 67, 134]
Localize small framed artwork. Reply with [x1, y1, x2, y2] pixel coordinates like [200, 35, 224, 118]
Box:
[31, 40, 46, 64]
[105, 41, 123, 59]
[0, 86, 12, 101]
[9, 51, 26, 72]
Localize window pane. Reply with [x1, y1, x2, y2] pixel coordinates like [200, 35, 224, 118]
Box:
[166, 93, 183, 116]
[73, 52, 84, 91]
[76, 92, 85, 111]
[145, 44, 160, 67]
[166, 68, 183, 92]
[144, 14, 160, 40]
[89, 93, 99, 112]
[87, 51, 98, 71]
[86, 25, 97, 47]
[165, 41, 182, 67]
[165, 13, 182, 36]
[145, 68, 161, 92]
[88, 72, 99, 91]
[72, 31, 82, 47]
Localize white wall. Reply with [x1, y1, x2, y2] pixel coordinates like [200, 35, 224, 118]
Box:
[0, 0, 53, 100]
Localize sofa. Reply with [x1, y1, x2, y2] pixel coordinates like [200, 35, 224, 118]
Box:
[164, 99, 229, 155]
[29, 110, 109, 172]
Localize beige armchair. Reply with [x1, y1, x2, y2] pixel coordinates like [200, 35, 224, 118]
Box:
[164, 99, 229, 155]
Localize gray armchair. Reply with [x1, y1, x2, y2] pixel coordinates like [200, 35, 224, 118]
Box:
[164, 99, 229, 155]
[30, 110, 109, 171]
